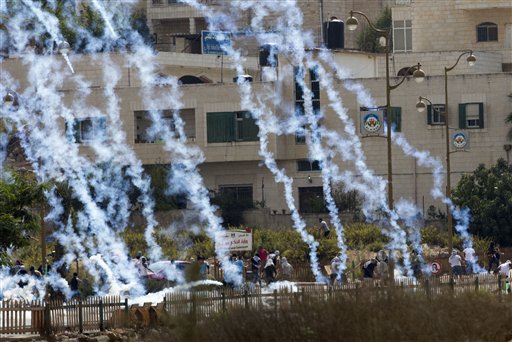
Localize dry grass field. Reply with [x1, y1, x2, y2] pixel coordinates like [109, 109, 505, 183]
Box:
[144, 290, 512, 342]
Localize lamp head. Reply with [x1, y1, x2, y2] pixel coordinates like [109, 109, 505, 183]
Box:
[416, 97, 427, 113]
[413, 63, 425, 83]
[467, 53, 476, 67]
[346, 15, 358, 31]
[58, 41, 71, 55]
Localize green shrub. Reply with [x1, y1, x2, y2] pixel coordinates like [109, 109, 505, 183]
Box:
[421, 226, 447, 247]
[344, 223, 388, 249]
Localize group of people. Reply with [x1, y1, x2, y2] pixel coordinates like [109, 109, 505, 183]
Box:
[9, 259, 48, 279]
[250, 246, 293, 286]
[448, 246, 478, 276]
[448, 242, 511, 277]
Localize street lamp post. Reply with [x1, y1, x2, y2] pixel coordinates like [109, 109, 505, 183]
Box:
[347, 11, 425, 209]
[416, 51, 476, 256]
[347, 11, 425, 280]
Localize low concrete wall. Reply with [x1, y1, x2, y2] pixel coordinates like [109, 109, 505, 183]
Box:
[130, 209, 446, 231]
[242, 209, 358, 229]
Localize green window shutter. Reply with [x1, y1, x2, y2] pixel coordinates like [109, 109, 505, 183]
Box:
[390, 107, 401, 132]
[294, 67, 304, 101]
[241, 112, 259, 141]
[427, 105, 432, 125]
[458, 104, 466, 129]
[207, 112, 234, 143]
[74, 120, 81, 142]
[478, 102, 484, 128]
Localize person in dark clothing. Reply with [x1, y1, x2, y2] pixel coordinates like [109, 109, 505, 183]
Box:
[362, 259, 378, 279]
[264, 258, 276, 284]
[318, 218, 331, 238]
[69, 272, 81, 298]
[17, 266, 28, 288]
[251, 253, 261, 286]
[487, 242, 499, 273]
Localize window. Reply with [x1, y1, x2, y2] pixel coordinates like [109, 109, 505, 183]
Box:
[66, 117, 106, 143]
[207, 111, 258, 143]
[427, 104, 446, 125]
[219, 185, 253, 208]
[294, 67, 320, 144]
[298, 187, 326, 213]
[459, 103, 484, 129]
[378, 106, 402, 132]
[477, 22, 498, 42]
[393, 20, 412, 52]
[297, 160, 321, 172]
[134, 109, 195, 143]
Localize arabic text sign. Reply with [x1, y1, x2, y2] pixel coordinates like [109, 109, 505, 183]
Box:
[201, 30, 232, 55]
[215, 230, 252, 251]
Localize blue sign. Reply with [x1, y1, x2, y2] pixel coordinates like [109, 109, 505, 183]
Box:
[201, 31, 232, 55]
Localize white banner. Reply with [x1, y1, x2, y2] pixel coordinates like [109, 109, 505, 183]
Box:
[215, 230, 253, 251]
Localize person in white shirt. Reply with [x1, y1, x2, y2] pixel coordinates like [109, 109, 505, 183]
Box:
[330, 257, 342, 284]
[463, 246, 476, 274]
[449, 250, 463, 276]
[496, 260, 512, 277]
[280, 257, 293, 281]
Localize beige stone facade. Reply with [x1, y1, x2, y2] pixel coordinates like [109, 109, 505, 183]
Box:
[142, 0, 512, 217]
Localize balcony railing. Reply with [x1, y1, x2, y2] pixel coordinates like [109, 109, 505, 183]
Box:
[455, 0, 512, 9]
[152, 0, 219, 5]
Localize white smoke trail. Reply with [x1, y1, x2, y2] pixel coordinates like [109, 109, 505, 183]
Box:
[179, 0, 328, 282]
[393, 133, 477, 257]
[124, 40, 242, 285]
[0, 5, 149, 298]
[90, 0, 119, 40]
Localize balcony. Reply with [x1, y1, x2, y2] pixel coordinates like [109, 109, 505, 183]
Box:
[148, 1, 204, 20]
[152, 0, 219, 5]
[455, 0, 512, 9]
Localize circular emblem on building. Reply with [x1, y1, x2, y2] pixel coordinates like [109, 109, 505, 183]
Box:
[453, 132, 467, 149]
[363, 113, 381, 133]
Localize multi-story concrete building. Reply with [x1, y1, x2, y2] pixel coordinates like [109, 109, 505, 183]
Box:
[3, 0, 511, 226]
[143, 0, 512, 220]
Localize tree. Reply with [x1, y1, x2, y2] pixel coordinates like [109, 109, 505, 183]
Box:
[0, 171, 46, 264]
[451, 158, 512, 246]
[356, 7, 392, 53]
